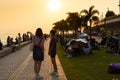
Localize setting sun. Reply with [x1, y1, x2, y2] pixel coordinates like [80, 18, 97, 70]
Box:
[48, 0, 61, 12]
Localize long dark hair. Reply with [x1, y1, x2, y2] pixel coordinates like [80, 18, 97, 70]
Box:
[50, 30, 56, 35]
[35, 28, 43, 38]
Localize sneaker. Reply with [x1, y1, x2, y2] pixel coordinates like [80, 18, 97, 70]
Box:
[50, 72, 58, 77]
[50, 72, 55, 75]
[35, 75, 40, 80]
[54, 72, 58, 77]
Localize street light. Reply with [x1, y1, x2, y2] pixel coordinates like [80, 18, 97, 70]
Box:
[118, 0, 120, 14]
[104, 18, 107, 37]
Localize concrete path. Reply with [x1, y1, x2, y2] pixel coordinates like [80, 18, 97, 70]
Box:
[0, 39, 67, 80]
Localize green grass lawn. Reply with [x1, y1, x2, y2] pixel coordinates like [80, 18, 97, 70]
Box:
[57, 43, 120, 80]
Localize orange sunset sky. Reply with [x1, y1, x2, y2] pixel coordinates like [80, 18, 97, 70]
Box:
[0, 0, 119, 36]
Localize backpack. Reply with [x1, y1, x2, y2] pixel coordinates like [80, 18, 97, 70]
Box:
[108, 63, 120, 74]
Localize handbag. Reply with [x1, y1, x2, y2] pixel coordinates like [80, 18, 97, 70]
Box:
[29, 42, 34, 51]
[30, 37, 43, 51]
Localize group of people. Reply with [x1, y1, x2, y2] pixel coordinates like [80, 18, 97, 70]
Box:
[107, 34, 120, 55]
[7, 32, 31, 47]
[31, 28, 58, 80]
[7, 33, 21, 47]
[5, 32, 32, 52]
[65, 39, 92, 57]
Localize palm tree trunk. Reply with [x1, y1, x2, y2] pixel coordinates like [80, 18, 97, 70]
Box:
[62, 31, 64, 38]
[104, 18, 107, 37]
[90, 19, 92, 39]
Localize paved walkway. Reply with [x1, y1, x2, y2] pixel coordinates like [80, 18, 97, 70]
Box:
[0, 39, 67, 80]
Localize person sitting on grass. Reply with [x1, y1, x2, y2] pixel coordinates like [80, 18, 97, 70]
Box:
[90, 38, 100, 50]
[100, 37, 107, 47]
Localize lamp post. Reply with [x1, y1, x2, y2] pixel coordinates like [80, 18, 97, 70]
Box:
[118, 0, 120, 14]
[104, 18, 107, 37]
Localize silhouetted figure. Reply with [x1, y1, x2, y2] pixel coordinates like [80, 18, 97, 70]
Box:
[18, 33, 21, 48]
[22, 33, 26, 42]
[0, 39, 3, 50]
[100, 37, 107, 47]
[26, 33, 29, 41]
[33, 28, 45, 79]
[15, 37, 18, 44]
[90, 38, 99, 50]
[48, 30, 58, 77]
[7, 36, 11, 47]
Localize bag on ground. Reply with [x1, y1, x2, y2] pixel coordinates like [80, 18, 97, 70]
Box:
[108, 63, 120, 74]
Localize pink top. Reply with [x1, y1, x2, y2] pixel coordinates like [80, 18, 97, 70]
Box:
[34, 36, 41, 46]
[34, 36, 45, 47]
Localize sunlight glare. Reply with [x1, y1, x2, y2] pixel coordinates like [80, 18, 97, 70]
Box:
[48, 0, 61, 12]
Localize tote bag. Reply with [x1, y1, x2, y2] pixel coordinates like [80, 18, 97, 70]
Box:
[29, 42, 34, 51]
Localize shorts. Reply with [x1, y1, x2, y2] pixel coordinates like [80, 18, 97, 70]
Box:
[50, 51, 56, 58]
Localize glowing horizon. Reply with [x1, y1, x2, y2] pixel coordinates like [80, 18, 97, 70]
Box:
[0, 0, 119, 35]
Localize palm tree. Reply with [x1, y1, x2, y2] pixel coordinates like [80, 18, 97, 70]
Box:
[80, 5, 99, 39]
[66, 12, 82, 38]
[53, 19, 68, 37]
[105, 10, 116, 18]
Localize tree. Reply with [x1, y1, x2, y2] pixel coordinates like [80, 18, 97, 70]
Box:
[80, 5, 99, 39]
[105, 10, 115, 18]
[66, 12, 82, 37]
[53, 19, 68, 37]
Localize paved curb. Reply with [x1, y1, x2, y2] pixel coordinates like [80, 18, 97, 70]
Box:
[0, 41, 31, 58]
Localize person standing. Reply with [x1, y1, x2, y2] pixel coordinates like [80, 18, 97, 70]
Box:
[33, 28, 45, 79]
[7, 36, 11, 47]
[18, 33, 21, 48]
[48, 30, 58, 77]
[0, 39, 3, 50]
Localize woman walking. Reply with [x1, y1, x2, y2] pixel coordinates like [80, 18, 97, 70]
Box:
[33, 28, 45, 79]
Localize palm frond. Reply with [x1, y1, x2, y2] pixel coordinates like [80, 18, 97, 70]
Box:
[89, 5, 95, 13]
[92, 10, 99, 15]
[80, 10, 88, 15]
[92, 16, 99, 21]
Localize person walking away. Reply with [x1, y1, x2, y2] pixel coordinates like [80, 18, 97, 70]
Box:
[48, 30, 58, 77]
[33, 28, 45, 79]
